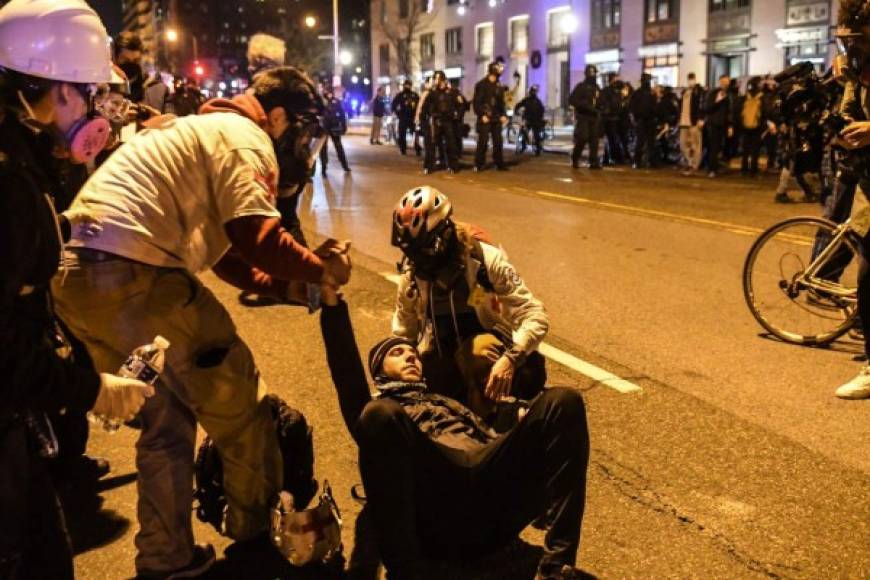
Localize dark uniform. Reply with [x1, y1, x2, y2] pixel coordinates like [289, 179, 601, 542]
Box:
[515, 91, 545, 155]
[629, 77, 658, 168]
[472, 75, 508, 170]
[600, 80, 626, 164]
[320, 95, 350, 174]
[569, 77, 602, 168]
[392, 86, 420, 155]
[452, 87, 470, 158]
[421, 84, 460, 173]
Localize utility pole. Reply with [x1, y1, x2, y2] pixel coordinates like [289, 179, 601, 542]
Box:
[332, 0, 341, 89]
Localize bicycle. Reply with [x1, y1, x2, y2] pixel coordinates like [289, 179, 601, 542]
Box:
[742, 211, 869, 345]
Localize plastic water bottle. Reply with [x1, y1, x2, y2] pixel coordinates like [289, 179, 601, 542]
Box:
[90, 336, 170, 432]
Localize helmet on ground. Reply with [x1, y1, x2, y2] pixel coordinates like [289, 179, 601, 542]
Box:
[391, 186, 453, 256]
[0, 0, 116, 84]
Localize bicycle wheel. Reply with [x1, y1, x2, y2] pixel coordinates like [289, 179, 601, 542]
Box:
[743, 216, 859, 345]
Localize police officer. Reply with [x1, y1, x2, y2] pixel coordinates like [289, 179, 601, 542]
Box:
[569, 64, 603, 170]
[421, 70, 460, 174]
[600, 73, 626, 164]
[516, 85, 546, 155]
[452, 84, 470, 158]
[320, 86, 351, 176]
[392, 79, 421, 156]
[472, 62, 509, 172]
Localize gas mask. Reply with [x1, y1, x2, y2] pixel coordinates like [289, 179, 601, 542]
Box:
[273, 113, 327, 189]
[271, 481, 343, 566]
[836, 28, 870, 86]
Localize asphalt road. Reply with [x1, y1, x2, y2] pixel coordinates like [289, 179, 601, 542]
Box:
[71, 136, 870, 579]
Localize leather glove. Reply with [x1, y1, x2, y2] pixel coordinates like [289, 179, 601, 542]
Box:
[91, 373, 155, 421]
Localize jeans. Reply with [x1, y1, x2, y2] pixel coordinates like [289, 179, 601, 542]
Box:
[357, 387, 589, 578]
[52, 254, 282, 573]
[679, 125, 702, 170]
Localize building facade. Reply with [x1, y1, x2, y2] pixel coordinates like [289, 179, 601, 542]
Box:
[370, 0, 841, 115]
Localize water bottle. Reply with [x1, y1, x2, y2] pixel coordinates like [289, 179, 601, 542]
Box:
[89, 335, 170, 432]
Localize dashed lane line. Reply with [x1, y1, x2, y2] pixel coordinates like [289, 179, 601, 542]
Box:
[377, 271, 643, 394]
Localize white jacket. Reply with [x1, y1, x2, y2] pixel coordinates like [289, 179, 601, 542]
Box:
[392, 241, 549, 355]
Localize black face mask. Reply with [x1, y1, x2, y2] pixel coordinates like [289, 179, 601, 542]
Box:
[272, 117, 326, 189]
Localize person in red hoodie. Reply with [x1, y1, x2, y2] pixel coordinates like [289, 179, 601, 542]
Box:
[52, 66, 350, 579]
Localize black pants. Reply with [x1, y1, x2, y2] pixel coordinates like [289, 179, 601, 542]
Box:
[602, 119, 624, 164]
[319, 133, 349, 172]
[741, 128, 763, 174]
[474, 120, 504, 169]
[357, 387, 589, 579]
[813, 172, 859, 282]
[0, 422, 74, 580]
[708, 124, 727, 173]
[425, 121, 458, 172]
[276, 193, 308, 248]
[763, 132, 779, 170]
[633, 119, 657, 168]
[397, 118, 414, 155]
[572, 117, 600, 167]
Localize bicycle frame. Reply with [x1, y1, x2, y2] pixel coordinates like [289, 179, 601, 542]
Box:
[799, 221, 859, 302]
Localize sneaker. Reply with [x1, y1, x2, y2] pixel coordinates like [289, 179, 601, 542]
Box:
[707, 171, 717, 178]
[774, 192, 792, 204]
[137, 544, 216, 579]
[835, 366, 870, 399]
[423, 168, 432, 175]
[473, 166, 482, 172]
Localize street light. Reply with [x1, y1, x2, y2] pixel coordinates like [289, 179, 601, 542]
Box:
[559, 13, 579, 35]
[304, 15, 317, 28]
[339, 50, 353, 66]
[165, 28, 178, 42]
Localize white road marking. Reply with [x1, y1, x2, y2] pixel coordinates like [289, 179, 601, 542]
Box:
[378, 272, 643, 394]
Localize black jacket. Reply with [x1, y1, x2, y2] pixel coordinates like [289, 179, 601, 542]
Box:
[422, 87, 459, 124]
[321, 300, 495, 451]
[472, 77, 507, 120]
[0, 110, 101, 426]
[372, 95, 387, 117]
[705, 88, 732, 128]
[568, 79, 602, 119]
[392, 89, 420, 123]
[629, 85, 656, 121]
[656, 93, 679, 128]
[516, 95, 545, 124]
[322, 97, 348, 135]
[600, 85, 624, 121]
[679, 85, 705, 126]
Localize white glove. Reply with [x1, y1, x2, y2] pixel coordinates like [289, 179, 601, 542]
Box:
[91, 373, 155, 421]
[62, 207, 103, 239]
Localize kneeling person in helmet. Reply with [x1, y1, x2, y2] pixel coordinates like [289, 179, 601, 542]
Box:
[391, 186, 549, 421]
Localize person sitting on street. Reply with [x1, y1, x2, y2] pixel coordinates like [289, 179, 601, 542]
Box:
[52, 66, 352, 578]
[391, 186, 549, 421]
[516, 84, 546, 155]
[318, 275, 590, 580]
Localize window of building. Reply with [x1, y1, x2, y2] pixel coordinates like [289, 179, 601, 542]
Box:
[420, 32, 435, 60]
[592, 0, 621, 30]
[643, 54, 679, 86]
[379, 43, 390, 74]
[476, 23, 494, 58]
[646, 0, 674, 22]
[446, 27, 463, 54]
[510, 16, 529, 53]
[709, 0, 750, 12]
[548, 8, 571, 50]
[399, 0, 409, 18]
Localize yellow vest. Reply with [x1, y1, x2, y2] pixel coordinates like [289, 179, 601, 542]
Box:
[742, 94, 762, 130]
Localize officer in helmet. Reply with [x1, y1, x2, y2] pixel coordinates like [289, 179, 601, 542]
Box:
[420, 70, 461, 174]
[392, 78, 421, 156]
[472, 61, 509, 171]
[0, 1, 154, 577]
[568, 64, 603, 169]
[516, 84, 546, 155]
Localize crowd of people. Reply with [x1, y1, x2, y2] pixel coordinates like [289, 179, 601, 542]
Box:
[370, 59, 845, 206]
[0, 1, 588, 580]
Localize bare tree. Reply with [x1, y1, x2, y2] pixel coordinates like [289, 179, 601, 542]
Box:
[379, 0, 438, 78]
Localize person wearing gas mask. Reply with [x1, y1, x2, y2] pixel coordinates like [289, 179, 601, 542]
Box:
[421, 71, 460, 174]
[601, 73, 626, 165]
[391, 187, 549, 421]
[318, 251, 589, 580]
[392, 79, 421, 156]
[472, 62, 509, 172]
[51, 65, 352, 577]
[569, 64, 603, 170]
[319, 85, 351, 177]
[832, 0, 870, 400]
[0, 1, 154, 577]
[516, 84, 546, 155]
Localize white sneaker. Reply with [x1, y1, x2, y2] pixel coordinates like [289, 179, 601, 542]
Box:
[834, 366, 870, 399]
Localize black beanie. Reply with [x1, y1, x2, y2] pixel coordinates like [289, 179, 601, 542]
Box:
[368, 336, 416, 382]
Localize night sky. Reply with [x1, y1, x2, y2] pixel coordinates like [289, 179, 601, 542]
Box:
[90, 0, 123, 36]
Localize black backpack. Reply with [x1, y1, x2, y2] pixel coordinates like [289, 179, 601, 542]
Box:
[194, 394, 317, 533]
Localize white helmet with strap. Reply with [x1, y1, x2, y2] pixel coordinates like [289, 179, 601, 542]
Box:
[391, 185, 453, 253]
[0, 0, 116, 84]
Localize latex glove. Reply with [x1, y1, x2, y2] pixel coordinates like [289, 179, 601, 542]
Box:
[62, 207, 103, 239]
[484, 355, 515, 401]
[92, 373, 155, 421]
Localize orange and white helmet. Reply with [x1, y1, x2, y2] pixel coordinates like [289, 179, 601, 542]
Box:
[391, 186, 453, 255]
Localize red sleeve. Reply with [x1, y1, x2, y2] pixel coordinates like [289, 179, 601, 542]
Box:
[212, 249, 289, 298]
[224, 215, 324, 283]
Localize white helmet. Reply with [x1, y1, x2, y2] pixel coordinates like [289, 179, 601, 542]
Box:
[391, 185, 453, 253]
[0, 0, 115, 84]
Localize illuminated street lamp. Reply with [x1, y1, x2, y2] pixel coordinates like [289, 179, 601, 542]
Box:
[559, 13, 579, 35]
[304, 15, 317, 28]
[339, 50, 353, 66]
[165, 28, 178, 42]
